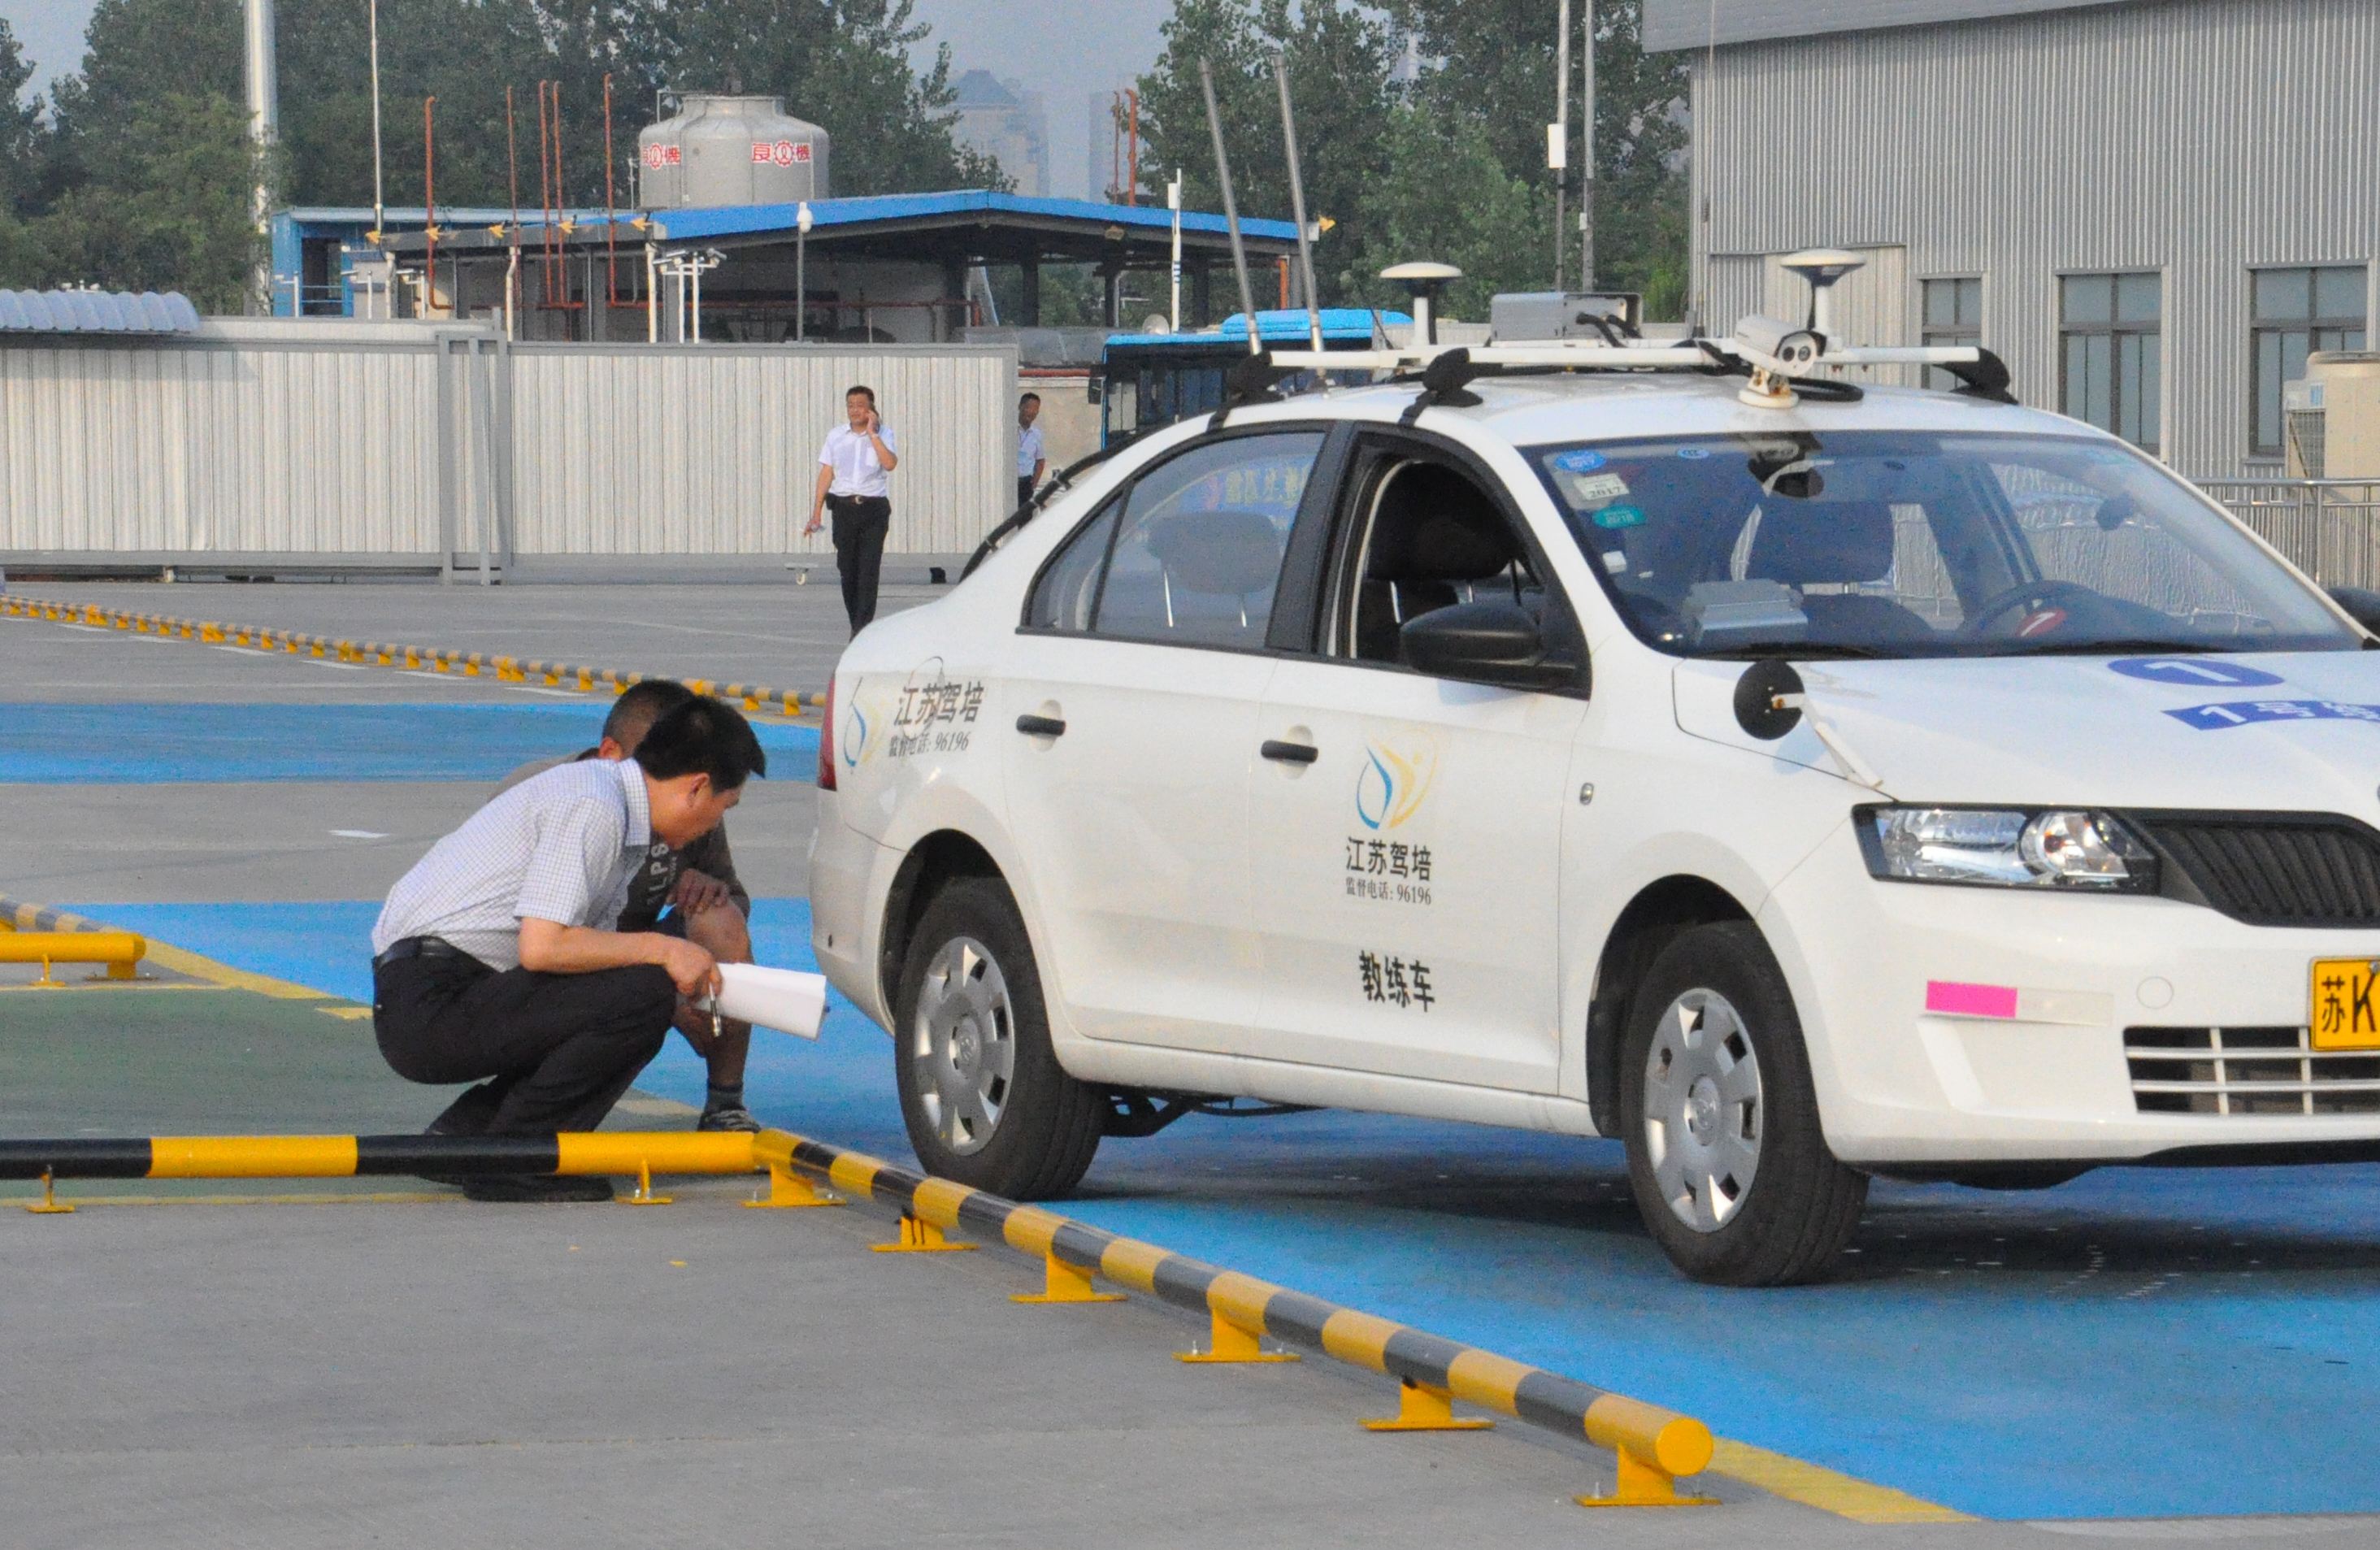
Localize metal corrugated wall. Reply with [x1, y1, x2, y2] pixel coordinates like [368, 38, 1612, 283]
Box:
[1, 325, 1016, 569]
[1687, 0, 2380, 477]
[506, 344, 1012, 558]
[0, 324, 447, 558]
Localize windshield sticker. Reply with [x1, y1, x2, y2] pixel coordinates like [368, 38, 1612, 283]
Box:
[2111, 658, 2285, 688]
[1551, 449, 1608, 473]
[1675, 446, 1713, 460]
[1602, 550, 1629, 574]
[1592, 505, 1648, 530]
[2168, 699, 2380, 731]
[1567, 471, 1631, 504]
[1357, 949, 1435, 1011]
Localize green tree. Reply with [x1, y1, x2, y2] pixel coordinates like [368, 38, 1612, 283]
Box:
[42, 91, 267, 310]
[1343, 107, 1551, 321]
[1136, 0, 1399, 309]
[1388, 0, 1689, 315]
[0, 19, 53, 283]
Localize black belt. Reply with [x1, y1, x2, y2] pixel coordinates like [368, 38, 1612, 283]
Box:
[373, 936, 473, 970]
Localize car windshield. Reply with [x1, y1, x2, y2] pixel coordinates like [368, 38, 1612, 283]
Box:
[1527, 430, 2358, 659]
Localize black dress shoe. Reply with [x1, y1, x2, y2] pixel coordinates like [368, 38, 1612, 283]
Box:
[461, 1174, 615, 1204]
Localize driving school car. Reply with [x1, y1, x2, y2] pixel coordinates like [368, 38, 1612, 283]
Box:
[807, 316, 2380, 1286]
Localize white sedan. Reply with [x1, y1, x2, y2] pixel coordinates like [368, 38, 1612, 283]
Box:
[807, 360, 2380, 1285]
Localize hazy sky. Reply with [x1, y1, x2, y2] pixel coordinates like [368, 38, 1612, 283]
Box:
[2, 0, 1175, 198]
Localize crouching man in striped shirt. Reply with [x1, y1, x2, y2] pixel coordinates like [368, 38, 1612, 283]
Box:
[370, 695, 767, 1202]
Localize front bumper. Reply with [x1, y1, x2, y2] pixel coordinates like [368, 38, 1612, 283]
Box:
[1765, 828, 2380, 1165]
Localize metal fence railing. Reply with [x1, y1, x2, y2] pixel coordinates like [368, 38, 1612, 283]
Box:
[2200, 480, 2380, 590]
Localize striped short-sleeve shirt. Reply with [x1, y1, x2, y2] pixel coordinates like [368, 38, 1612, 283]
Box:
[371, 758, 656, 970]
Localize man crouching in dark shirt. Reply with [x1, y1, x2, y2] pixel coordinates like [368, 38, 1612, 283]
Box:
[495, 679, 761, 1130]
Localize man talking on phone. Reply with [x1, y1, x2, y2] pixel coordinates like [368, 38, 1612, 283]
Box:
[805, 384, 900, 633]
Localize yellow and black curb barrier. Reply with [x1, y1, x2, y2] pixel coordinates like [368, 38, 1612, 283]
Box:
[0, 898, 149, 987]
[754, 1130, 1719, 1509]
[9, 1121, 1717, 1509]
[0, 594, 824, 720]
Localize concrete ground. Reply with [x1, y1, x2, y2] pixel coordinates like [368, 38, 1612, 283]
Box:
[6, 580, 2378, 1548]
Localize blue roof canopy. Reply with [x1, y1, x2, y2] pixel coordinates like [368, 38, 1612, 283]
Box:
[651, 188, 1301, 246]
[1104, 308, 1412, 350]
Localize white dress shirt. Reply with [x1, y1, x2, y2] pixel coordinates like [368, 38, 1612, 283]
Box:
[371, 758, 655, 970]
[820, 423, 898, 499]
[1017, 422, 1045, 479]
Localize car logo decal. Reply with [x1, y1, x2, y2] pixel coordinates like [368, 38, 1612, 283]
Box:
[1356, 740, 1438, 831]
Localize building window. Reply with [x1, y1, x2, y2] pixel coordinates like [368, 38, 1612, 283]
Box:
[2061, 273, 2161, 454]
[2251, 266, 2368, 459]
[1921, 277, 1982, 390]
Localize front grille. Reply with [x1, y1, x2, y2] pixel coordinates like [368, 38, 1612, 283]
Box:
[2129, 814, 2380, 927]
[2127, 1026, 2380, 1116]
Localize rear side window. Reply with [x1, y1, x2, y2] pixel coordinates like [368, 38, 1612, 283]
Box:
[1025, 431, 1324, 649]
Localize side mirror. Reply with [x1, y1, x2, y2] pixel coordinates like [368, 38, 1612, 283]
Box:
[1401, 598, 1582, 693]
[2332, 587, 2380, 637]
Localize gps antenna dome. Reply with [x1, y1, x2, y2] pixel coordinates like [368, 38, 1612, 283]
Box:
[1778, 247, 1867, 337]
[1382, 262, 1461, 346]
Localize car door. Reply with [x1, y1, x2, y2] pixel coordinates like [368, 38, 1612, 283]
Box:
[1001, 428, 1329, 1054]
[1245, 435, 1587, 1092]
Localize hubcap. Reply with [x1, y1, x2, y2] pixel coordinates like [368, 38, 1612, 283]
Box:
[910, 935, 1016, 1156]
[1640, 989, 1765, 1235]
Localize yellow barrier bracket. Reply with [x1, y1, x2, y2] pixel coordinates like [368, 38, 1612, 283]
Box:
[745, 1163, 842, 1209]
[25, 1169, 75, 1215]
[619, 1160, 672, 1206]
[1177, 1309, 1299, 1365]
[1012, 1253, 1124, 1305]
[1362, 1379, 1494, 1434]
[872, 1213, 975, 1253]
[1576, 1446, 1720, 1510]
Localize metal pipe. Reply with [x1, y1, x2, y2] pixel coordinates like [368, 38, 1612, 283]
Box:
[646, 241, 658, 342]
[1580, 0, 1597, 292]
[603, 73, 618, 312]
[422, 96, 436, 315]
[367, 0, 384, 245]
[1554, 0, 1571, 289]
[1197, 59, 1262, 358]
[245, 0, 278, 310]
[1270, 53, 1325, 354]
[1168, 173, 1183, 332]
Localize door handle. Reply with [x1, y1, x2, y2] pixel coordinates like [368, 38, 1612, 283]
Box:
[1260, 739, 1319, 766]
[1015, 714, 1067, 738]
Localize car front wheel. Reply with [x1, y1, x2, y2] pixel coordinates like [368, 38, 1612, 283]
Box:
[1618, 921, 1867, 1286]
[892, 876, 1103, 1199]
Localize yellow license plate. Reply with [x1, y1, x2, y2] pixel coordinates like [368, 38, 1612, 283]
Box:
[2310, 957, 2380, 1049]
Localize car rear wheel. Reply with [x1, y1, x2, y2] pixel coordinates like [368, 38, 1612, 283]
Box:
[893, 876, 1103, 1199]
[1618, 921, 1867, 1286]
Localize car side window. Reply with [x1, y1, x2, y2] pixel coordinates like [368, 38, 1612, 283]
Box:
[1024, 502, 1118, 632]
[1335, 456, 1545, 668]
[1086, 432, 1324, 649]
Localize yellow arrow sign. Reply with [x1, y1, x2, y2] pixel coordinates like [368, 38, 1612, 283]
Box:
[559, 217, 579, 235]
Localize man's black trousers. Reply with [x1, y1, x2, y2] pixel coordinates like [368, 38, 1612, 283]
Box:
[373, 952, 675, 1135]
[827, 493, 892, 632]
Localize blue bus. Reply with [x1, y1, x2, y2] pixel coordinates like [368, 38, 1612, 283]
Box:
[1097, 308, 1411, 445]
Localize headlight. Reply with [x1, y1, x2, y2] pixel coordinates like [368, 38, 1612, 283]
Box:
[1855, 806, 2159, 892]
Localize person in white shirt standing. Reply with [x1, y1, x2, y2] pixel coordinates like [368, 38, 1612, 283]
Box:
[1016, 391, 1047, 511]
[804, 384, 901, 632]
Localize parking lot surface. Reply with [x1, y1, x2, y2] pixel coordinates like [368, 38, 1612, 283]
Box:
[7, 581, 2379, 1543]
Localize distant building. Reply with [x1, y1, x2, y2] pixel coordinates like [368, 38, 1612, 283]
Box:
[953, 69, 1050, 198]
[1648, 0, 2379, 476]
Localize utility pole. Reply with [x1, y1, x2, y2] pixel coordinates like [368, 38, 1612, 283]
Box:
[244, 0, 278, 312]
[1580, 1, 1597, 293]
[1551, 0, 1570, 289]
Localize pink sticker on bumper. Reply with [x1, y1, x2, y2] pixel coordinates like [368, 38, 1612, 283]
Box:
[1926, 980, 2020, 1019]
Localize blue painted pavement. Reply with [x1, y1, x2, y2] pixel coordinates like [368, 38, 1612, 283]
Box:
[67, 897, 2380, 1522]
[0, 703, 818, 784]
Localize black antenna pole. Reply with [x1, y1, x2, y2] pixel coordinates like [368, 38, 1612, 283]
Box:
[1270, 51, 1324, 354]
[1198, 59, 1263, 358]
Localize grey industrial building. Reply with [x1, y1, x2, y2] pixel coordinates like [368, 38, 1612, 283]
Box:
[1648, 0, 2378, 477]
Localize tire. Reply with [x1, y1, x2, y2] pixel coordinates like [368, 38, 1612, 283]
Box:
[892, 876, 1103, 1199]
[1617, 921, 1867, 1287]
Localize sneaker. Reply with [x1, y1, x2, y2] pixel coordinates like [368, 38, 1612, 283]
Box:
[461, 1174, 615, 1203]
[697, 1100, 761, 1133]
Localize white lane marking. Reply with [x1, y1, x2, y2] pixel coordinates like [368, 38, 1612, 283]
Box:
[510, 686, 587, 699]
[330, 830, 392, 840]
[299, 659, 372, 671]
[56, 623, 114, 633]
